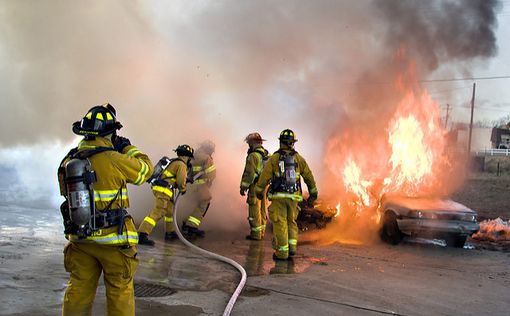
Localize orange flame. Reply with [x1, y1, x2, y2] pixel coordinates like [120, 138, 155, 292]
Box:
[334, 202, 341, 217]
[383, 91, 446, 196]
[325, 69, 453, 222]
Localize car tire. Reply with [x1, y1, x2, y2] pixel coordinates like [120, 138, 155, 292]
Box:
[380, 212, 402, 245]
[444, 235, 466, 248]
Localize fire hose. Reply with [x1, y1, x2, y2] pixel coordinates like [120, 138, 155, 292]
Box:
[171, 187, 247, 316]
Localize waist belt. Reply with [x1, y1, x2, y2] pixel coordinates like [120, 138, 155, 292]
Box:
[153, 179, 173, 187]
[91, 208, 127, 229]
[73, 208, 129, 238]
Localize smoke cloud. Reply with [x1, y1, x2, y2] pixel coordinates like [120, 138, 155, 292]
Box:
[0, 1, 502, 232]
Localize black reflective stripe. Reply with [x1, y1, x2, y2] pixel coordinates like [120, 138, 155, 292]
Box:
[147, 157, 184, 184]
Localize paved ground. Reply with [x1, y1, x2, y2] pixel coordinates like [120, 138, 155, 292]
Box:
[1, 205, 509, 316]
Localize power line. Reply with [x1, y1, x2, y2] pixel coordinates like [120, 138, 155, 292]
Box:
[474, 107, 510, 114]
[448, 104, 510, 114]
[427, 85, 473, 96]
[420, 75, 510, 83]
[333, 75, 510, 87]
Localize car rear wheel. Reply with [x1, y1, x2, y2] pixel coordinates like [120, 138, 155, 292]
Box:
[444, 235, 467, 248]
[381, 212, 402, 245]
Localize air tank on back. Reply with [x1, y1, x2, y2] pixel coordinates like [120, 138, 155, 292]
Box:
[65, 158, 94, 226]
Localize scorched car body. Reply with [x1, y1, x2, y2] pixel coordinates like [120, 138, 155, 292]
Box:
[378, 194, 480, 248]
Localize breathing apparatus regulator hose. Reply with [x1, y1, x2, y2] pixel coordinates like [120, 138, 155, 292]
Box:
[172, 191, 247, 316]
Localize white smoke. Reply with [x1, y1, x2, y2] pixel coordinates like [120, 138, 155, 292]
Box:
[0, 0, 503, 229]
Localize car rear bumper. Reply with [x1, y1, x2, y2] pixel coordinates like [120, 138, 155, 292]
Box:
[397, 219, 480, 236]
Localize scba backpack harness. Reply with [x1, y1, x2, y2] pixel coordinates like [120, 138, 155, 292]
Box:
[61, 147, 127, 238]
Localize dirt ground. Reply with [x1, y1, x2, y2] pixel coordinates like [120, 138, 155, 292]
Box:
[451, 173, 510, 220]
[1, 204, 510, 316]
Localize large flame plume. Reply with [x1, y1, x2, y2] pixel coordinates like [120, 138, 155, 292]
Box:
[321, 61, 465, 244]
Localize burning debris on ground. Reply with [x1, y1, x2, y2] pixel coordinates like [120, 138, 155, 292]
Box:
[297, 200, 337, 231]
[473, 218, 510, 242]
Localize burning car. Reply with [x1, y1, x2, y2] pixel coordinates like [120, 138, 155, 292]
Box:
[379, 194, 480, 248]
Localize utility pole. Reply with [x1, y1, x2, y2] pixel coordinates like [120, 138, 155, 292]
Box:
[467, 82, 476, 153]
[444, 103, 451, 129]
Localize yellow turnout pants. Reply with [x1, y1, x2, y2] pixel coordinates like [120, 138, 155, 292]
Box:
[247, 185, 267, 240]
[62, 242, 138, 316]
[185, 184, 212, 228]
[138, 190, 175, 234]
[268, 198, 299, 259]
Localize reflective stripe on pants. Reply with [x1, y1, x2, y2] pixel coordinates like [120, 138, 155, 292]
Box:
[268, 198, 299, 259]
[138, 191, 175, 234]
[185, 184, 212, 228]
[247, 185, 267, 240]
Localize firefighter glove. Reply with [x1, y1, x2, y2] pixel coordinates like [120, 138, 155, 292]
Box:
[113, 136, 131, 152]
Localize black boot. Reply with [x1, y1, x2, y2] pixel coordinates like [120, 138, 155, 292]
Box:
[138, 232, 155, 246]
[182, 223, 205, 238]
[165, 232, 178, 241]
[272, 253, 289, 261]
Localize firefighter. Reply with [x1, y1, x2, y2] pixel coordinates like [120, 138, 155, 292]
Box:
[58, 103, 153, 315]
[138, 144, 194, 246]
[182, 140, 216, 238]
[255, 129, 318, 260]
[240, 132, 269, 240]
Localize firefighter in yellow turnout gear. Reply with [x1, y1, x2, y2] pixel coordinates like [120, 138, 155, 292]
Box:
[255, 129, 318, 260]
[240, 133, 269, 240]
[182, 140, 216, 238]
[58, 104, 153, 316]
[138, 144, 194, 246]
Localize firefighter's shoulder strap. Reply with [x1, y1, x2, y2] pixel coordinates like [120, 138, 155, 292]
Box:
[165, 157, 186, 178]
[147, 157, 184, 184]
[275, 148, 297, 156]
[275, 149, 299, 176]
[58, 147, 79, 180]
[58, 147, 113, 180]
[248, 147, 269, 162]
[71, 146, 116, 160]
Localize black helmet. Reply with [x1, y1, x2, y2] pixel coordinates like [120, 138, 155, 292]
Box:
[175, 144, 194, 158]
[279, 129, 297, 144]
[72, 103, 122, 137]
